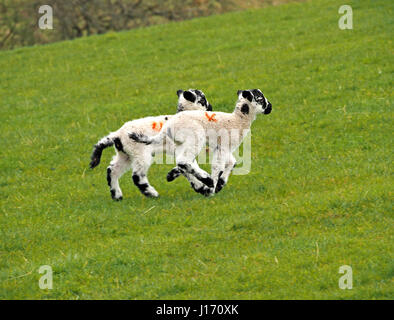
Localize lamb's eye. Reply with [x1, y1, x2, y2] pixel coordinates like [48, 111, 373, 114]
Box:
[258, 98, 267, 107]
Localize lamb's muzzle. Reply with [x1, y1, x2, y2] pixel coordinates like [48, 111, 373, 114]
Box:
[264, 102, 272, 114]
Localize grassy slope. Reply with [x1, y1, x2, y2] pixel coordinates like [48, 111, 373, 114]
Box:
[0, 0, 393, 299]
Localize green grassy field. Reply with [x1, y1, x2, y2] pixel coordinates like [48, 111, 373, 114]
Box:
[0, 0, 393, 299]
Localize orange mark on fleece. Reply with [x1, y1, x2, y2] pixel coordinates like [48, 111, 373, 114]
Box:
[152, 121, 163, 131]
[205, 112, 217, 122]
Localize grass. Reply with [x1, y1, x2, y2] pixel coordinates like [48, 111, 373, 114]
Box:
[0, 0, 393, 299]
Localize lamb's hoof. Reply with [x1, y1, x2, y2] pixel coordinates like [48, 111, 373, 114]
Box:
[204, 188, 215, 197]
[144, 190, 159, 198]
[200, 176, 214, 188]
[110, 189, 123, 201]
[215, 178, 226, 193]
[167, 168, 181, 182]
[194, 186, 211, 197]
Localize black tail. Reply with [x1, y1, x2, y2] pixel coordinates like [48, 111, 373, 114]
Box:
[90, 136, 114, 169]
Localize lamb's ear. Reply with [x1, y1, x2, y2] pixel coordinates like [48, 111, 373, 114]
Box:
[183, 90, 196, 103]
[177, 90, 184, 97]
[239, 90, 253, 102]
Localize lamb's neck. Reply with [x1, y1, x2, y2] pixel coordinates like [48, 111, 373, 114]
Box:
[232, 106, 256, 130]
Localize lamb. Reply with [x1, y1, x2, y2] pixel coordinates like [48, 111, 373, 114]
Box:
[129, 89, 272, 196]
[89, 89, 213, 199]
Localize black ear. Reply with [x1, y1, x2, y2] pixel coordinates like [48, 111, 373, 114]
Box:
[242, 90, 253, 102]
[241, 103, 249, 115]
[177, 90, 184, 97]
[183, 90, 196, 103]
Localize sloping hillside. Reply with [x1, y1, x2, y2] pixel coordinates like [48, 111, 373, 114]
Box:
[0, 0, 392, 299]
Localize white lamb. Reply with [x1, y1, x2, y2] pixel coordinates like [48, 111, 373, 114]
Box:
[129, 89, 272, 196]
[90, 89, 212, 199]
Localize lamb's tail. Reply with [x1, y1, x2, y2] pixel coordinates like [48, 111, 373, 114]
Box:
[128, 130, 166, 145]
[90, 135, 114, 169]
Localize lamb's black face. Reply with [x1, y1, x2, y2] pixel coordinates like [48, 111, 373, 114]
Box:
[238, 89, 272, 115]
[177, 89, 212, 111]
[251, 89, 272, 114]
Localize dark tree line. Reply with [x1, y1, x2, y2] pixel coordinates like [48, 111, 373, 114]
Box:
[0, 0, 294, 50]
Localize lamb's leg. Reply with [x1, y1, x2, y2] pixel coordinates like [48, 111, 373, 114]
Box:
[177, 161, 214, 189]
[107, 152, 131, 200]
[166, 161, 202, 182]
[183, 162, 213, 196]
[215, 154, 236, 194]
[166, 167, 182, 182]
[209, 152, 226, 196]
[131, 152, 159, 198]
[175, 138, 214, 189]
[188, 177, 212, 196]
[166, 159, 206, 182]
[166, 161, 211, 196]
